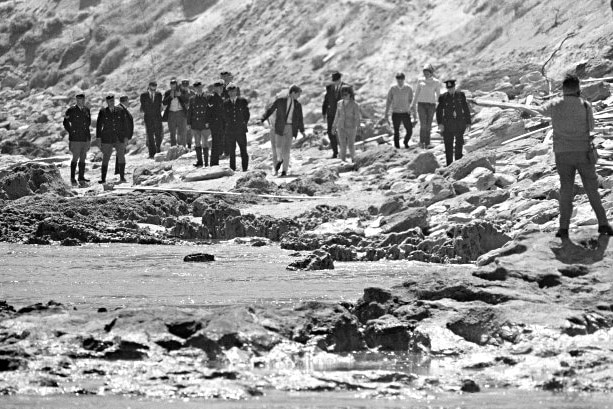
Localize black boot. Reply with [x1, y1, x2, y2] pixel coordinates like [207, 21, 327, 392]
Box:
[114, 156, 120, 175]
[78, 162, 89, 183]
[98, 164, 108, 184]
[119, 163, 127, 183]
[203, 148, 209, 167]
[70, 162, 77, 185]
[193, 147, 203, 167]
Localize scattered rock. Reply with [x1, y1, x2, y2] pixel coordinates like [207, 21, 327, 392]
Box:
[461, 379, 481, 393]
[380, 207, 428, 233]
[287, 250, 334, 271]
[184, 253, 215, 262]
[439, 150, 496, 180]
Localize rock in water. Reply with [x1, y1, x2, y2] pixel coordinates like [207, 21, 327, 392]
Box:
[287, 250, 334, 271]
[184, 253, 215, 262]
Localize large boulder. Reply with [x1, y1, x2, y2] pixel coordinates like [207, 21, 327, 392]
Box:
[287, 250, 334, 271]
[380, 207, 428, 233]
[0, 163, 71, 200]
[132, 164, 174, 186]
[463, 189, 511, 208]
[461, 167, 496, 191]
[407, 151, 440, 176]
[439, 150, 496, 180]
[234, 170, 278, 194]
[465, 110, 525, 152]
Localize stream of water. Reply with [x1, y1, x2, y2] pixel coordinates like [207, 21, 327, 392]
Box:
[0, 243, 610, 408]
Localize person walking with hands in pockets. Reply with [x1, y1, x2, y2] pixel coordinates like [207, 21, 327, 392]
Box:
[333, 85, 360, 163]
[385, 72, 415, 149]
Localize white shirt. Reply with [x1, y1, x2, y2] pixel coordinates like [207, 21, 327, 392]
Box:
[286, 98, 294, 124]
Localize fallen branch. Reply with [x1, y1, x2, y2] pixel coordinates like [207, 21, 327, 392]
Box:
[113, 186, 336, 200]
[471, 98, 541, 116]
[500, 125, 552, 145]
[541, 32, 577, 90]
[582, 76, 613, 83]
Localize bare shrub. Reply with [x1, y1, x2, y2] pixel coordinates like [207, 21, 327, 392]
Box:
[326, 35, 337, 49]
[291, 47, 311, 60]
[43, 16, 64, 36]
[475, 26, 503, 53]
[9, 13, 36, 37]
[89, 36, 120, 70]
[150, 25, 173, 45]
[296, 27, 318, 48]
[311, 54, 326, 71]
[97, 45, 128, 75]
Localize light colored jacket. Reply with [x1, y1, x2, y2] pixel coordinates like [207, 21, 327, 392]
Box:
[333, 99, 361, 132]
[412, 77, 442, 105]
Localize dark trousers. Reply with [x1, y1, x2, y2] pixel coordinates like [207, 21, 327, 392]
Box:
[555, 151, 608, 230]
[417, 103, 436, 146]
[145, 119, 163, 158]
[209, 124, 224, 166]
[327, 114, 338, 155]
[392, 112, 412, 148]
[442, 122, 465, 166]
[227, 131, 249, 171]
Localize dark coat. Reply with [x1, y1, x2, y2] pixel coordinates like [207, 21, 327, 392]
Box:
[162, 89, 189, 121]
[435, 91, 472, 127]
[119, 103, 134, 140]
[187, 93, 209, 130]
[139, 90, 163, 125]
[222, 97, 250, 134]
[63, 105, 91, 142]
[262, 96, 304, 137]
[96, 106, 128, 144]
[322, 81, 347, 117]
[206, 92, 225, 132]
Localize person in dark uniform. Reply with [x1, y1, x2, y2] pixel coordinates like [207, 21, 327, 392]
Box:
[208, 80, 226, 166]
[113, 95, 133, 183]
[222, 83, 250, 171]
[322, 71, 347, 158]
[181, 79, 194, 149]
[162, 78, 189, 147]
[140, 81, 163, 159]
[436, 79, 472, 166]
[188, 81, 210, 167]
[62, 93, 91, 186]
[96, 95, 128, 184]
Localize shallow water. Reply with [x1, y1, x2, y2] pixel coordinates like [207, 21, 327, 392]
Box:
[0, 243, 610, 408]
[0, 242, 416, 310]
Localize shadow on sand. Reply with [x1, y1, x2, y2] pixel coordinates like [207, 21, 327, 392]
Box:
[551, 234, 610, 265]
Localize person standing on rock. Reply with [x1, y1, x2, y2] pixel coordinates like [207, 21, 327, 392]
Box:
[222, 83, 250, 171]
[411, 64, 442, 149]
[188, 81, 210, 168]
[261, 85, 305, 177]
[534, 73, 613, 238]
[140, 81, 164, 159]
[322, 71, 347, 159]
[181, 79, 194, 149]
[112, 95, 133, 183]
[385, 72, 416, 149]
[207, 80, 226, 166]
[436, 79, 472, 166]
[62, 93, 91, 186]
[162, 78, 189, 147]
[333, 85, 360, 163]
[96, 95, 128, 184]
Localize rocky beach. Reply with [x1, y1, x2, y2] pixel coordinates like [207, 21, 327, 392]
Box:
[2, 0, 613, 407]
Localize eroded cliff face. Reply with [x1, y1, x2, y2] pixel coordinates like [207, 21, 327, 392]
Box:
[1, 0, 612, 110]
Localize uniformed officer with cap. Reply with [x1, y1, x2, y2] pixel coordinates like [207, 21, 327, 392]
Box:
[96, 94, 129, 184]
[188, 81, 210, 167]
[63, 93, 91, 186]
[208, 80, 226, 166]
[220, 71, 240, 101]
[221, 83, 250, 171]
[140, 80, 164, 158]
[436, 79, 472, 166]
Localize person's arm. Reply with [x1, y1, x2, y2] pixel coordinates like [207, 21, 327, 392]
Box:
[355, 102, 361, 132]
[139, 93, 145, 113]
[411, 81, 421, 111]
[297, 104, 305, 136]
[384, 87, 393, 119]
[62, 109, 72, 135]
[322, 87, 329, 120]
[95, 109, 103, 139]
[408, 87, 416, 118]
[461, 92, 472, 126]
[162, 91, 171, 106]
[261, 98, 279, 122]
[436, 95, 444, 132]
[434, 80, 441, 103]
[586, 101, 595, 132]
[243, 99, 250, 124]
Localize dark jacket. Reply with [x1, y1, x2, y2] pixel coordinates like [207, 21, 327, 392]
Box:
[119, 103, 134, 140]
[140, 91, 163, 124]
[222, 97, 250, 134]
[436, 91, 472, 126]
[96, 106, 128, 144]
[322, 82, 347, 117]
[63, 105, 91, 142]
[162, 89, 189, 121]
[206, 92, 225, 131]
[262, 96, 304, 137]
[187, 93, 209, 130]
